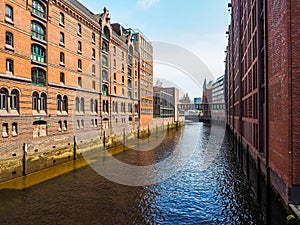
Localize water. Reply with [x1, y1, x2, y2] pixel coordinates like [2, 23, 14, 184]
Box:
[0, 123, 266, 225]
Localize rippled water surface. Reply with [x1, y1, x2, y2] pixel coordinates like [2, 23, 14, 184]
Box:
[0, 123, 266, 225]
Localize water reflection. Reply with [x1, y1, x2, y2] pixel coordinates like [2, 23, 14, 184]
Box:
[0, 123, 265, 225]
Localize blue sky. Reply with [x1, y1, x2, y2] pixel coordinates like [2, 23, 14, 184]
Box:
[79, 0, 230, 98]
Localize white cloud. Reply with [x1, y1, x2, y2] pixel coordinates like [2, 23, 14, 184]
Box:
[137, 0, 160, 9]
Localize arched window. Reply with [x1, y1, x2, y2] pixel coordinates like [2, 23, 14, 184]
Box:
[57, 95, 62, 111]
[32, 92, 39, 111]
[78, 41, 82, 53]
[102, 55, 108, 67]
[31, 44, 46, 63]
[128, 79, 132, 88]
[129, 45, 133, 56]
[31, 68, 46, 86]
[128, 91, 132, 100]
[92, 32, 95, 43]
[6, 59, 14, 73]
[5, 5, 13, 21]
[40, 92, 47, 111]
[5, 32, 13, 47]
[0, 88, 8, 110]
[128, 68, 132, 77]
[78, 24, 82, 35]
[31, 21, 46, 40]
[105, 100, 109, 113]
[80, 97, 84, 113]
[11, 89, 19, 111]
[62, 96, 68, 112]
[102, 85, 108, 96]
[75, 97, 79, 112]
[59, 12, 64, 25]
[102, 41, 108, 52]
[103, 26, 110, 40]
[102, 70, 108, 82]
[95, 100, 98, 113]
[90, 99, 94, 113]
[32, 0, 46, 18]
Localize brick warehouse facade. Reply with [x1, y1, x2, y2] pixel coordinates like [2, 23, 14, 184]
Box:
[226, 0, 300, 220]
[0, 0, 153, 182]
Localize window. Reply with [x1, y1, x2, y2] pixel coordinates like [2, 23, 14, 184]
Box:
[114, 86, 116, 94]
[122, 51, 124, 60]
[102, 70, 108, 82]
[62, 96, 68, 112]
[60, 52, 65, 65]
[102, 55, 108, 67]
[31, 21, 46, 40]
[122, 76, 124, 84]
[90, 99, 95, 113]
[78, 77, 82, 88]
[63, 120, 67, 130]
[2, 123, 8, 138]
[102, 41, 108, 52]
[92, 64, 96, 75]
[31, 68, 46, 86]
[60, 72, 65, 84]
[77, 120, 80, 129]
[102, 85, 108, 96]
[81, 120, 84, 128]
[95, 119, 98, 127]
[78, 24, 82, 35]
[128, 91, 132, 100]
[92, 48, 95, 59]
[31, 44, 46, 63]
[78, 41, 82, 53]
[11, 89, 19, 110]
[122, 64, 125, 72]
[32, 0, 46, 18]
[40, 93, 47, 111]
[80, 97, 85, 113]
[6, 32, 13, 48]
[58, 120, 62, 131]
[92, 32, 95, 43]
[32, 92, 39, 111]
[128, 80, 132, 88]
[92, 81, 96, 90]
[122, 88, 125, 96]
[113, 59, 116, 68]
[60, 32, 64, 45]
[128, 68, 132, 77]
[6, 59, 14, 74]
[0, 88, 8, 110]
[12, 123, 17, 136]
[57, 95, 62, 111]
[59, 13, 64, 25]
[5, 5, 13, 21]
[75, 97, 80, 112]
[103, 26, 110, 39]
[78, 59, 82, 71]
[113, 46, 116, 54]
[113, 73, 116, 81]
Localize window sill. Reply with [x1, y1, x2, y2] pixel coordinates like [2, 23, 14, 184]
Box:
[77, 50, 82, 55]
[31, 60, 47, 67]
[6, 71, 13, 76]
[31, 12, 48, 23]
[59, 22, 65, 27]
[2, 133, 8, 138]
[5, 17, 14, 25]
[77, 32, 82, 37]
[5, 45, 14, 51]
[60, 62, 65, 67]
[78, 68, 82, 72]
[31, 36, 47, 45]
[59, 42, 65, 47]
[92, 57, 95, 60]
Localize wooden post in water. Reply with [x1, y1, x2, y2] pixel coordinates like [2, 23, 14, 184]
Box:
[22, 143, 28, 176]
[103, 131, 106, 148]
[73, 136, 77, 160]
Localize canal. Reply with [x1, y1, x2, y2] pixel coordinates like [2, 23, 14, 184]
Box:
[0, 122, 283, 224]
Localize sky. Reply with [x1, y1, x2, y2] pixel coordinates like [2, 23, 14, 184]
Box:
[79, 0, 231, 99]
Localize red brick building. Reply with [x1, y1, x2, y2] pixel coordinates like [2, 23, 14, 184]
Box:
[225, 0, 300, 219]
[0, 0, 152, 181]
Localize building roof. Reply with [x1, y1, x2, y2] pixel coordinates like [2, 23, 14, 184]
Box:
[63, 0, 99, 25]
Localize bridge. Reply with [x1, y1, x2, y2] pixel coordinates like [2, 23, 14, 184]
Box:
[178, 103, 226, 122]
